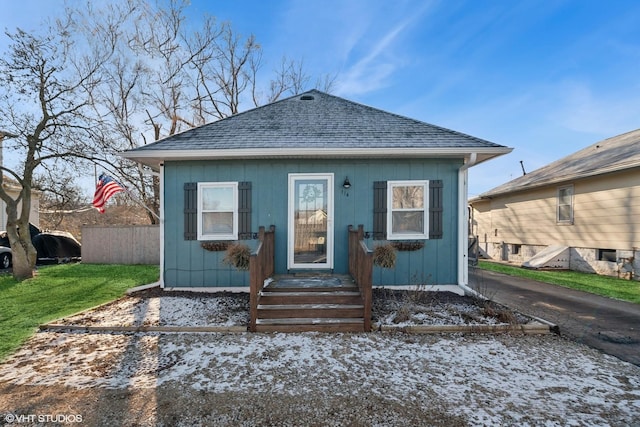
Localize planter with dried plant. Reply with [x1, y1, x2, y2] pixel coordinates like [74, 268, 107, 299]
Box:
[201, 241, 230, 252]
[221, 243, 251, 271]
[391, 241, 424, 251]
[373, 243, 397, 269]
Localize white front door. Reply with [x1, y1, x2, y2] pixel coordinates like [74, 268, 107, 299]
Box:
[288, 173, 334, 270]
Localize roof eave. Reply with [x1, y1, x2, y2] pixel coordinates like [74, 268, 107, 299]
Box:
[120, 146, 513, 169]
[477, 163, 640, 199]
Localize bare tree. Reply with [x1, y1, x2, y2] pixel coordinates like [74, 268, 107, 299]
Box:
[79, 0, 335, 222]
[0, 14, 116, 279]
[34, 168, 88, 230]
[1, 0, 337, 266]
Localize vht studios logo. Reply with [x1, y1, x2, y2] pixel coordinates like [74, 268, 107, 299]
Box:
[3, 413, 83, 423]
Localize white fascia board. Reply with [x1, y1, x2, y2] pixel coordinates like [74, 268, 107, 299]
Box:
[120, 146, 513, 168]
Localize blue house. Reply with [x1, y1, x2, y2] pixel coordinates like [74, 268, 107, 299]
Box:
[122, 90, 510, 330]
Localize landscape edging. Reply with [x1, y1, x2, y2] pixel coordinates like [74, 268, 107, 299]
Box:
[379, 323, 551, 334]
[39, 322, 550, 335]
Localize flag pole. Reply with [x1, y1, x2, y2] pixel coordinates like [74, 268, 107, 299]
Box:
[93, 172, 160, 220]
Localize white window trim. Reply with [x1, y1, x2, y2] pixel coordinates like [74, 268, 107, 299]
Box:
[197, 182, 238, 240]
[387, 180, 429, 240]
[557, 184, 574, 224]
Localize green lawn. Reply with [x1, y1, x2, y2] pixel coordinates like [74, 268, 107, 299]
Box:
[0, 263, 159, 361]
[477, 261, 640, 304]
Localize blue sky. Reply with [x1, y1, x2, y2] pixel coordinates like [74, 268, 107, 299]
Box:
[3, 0, 640, 196]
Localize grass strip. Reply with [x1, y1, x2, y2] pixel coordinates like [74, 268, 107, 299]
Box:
[477, 261, 640, 304]
[0, 263, 159, 360]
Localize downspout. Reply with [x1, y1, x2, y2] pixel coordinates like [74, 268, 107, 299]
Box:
[457, 153, 479, 297]
[159, 163, 165, 289]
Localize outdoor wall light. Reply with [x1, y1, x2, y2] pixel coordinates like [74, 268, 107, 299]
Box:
[343, 177, 351, 189]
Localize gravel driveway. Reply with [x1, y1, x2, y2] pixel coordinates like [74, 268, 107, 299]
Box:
[1, 289, 639, 426]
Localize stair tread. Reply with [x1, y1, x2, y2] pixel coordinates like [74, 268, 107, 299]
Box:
[263, 287, 359, 293]
[260, 291, 361, 297]
[256, 318, 364, 325]
[258, 304, 363, 310]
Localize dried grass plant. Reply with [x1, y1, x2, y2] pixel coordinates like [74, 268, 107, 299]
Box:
[373, 243, 397, 269]
[222, 243, 251, 271]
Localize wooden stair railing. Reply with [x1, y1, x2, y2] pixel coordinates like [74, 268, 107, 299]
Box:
[348, 225, 373, 331]
[249, 225, 275, 332]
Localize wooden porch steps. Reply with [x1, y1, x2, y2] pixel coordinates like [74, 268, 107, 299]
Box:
[254, 279, 366, 332]
[255, 318, 364, 333]
[258, 291, 362, 305]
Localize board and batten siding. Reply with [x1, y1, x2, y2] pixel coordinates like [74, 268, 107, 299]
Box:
[162, 158, 462, 288]
[472, 169, 640, 250]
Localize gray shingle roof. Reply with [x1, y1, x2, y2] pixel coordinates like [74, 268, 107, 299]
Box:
[477, 128, 640, 198]
[122, 90, 511, 166]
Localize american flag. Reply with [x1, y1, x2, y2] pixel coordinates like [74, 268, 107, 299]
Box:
[93, 173, 125, 213]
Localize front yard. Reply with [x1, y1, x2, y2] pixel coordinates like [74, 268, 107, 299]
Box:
[0, 295, 638, 425]
[0, 264, 159, 360]
[0, 265, 639, 424]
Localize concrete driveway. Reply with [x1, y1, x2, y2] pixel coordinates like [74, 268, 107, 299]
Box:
[469, 266, 640, 366]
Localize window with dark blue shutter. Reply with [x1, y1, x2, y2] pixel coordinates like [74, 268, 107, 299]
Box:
[185, 181, 252, 241]
[373, 179, 443, 240]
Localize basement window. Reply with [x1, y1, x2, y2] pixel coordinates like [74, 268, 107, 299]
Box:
[597, 249, 616, 262]
[512, 244, 521, 255]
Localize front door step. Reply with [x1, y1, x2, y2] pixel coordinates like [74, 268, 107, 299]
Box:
[255, 275, 366, 332]
[257, 304, 364, 319]
[258, 291, 362, 305]
[255, 318, 364, 333]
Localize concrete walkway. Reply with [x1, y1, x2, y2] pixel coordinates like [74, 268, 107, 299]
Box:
[469, 267, 640, 366]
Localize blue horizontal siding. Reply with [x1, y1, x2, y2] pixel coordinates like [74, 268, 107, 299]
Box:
[163, 158, 461, 287]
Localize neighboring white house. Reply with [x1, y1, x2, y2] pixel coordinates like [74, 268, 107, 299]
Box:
[0, 176, 40, 230]
[0, 132, 40, 230]
[470, 128, 640, 280]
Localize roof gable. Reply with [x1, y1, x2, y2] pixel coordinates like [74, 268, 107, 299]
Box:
[122, 90, 511, 167]
[478, 128, 640, 198]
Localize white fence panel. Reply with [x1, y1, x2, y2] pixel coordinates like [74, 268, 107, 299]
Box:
[81, 225, 159, 265]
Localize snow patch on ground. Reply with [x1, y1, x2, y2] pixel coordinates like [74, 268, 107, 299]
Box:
[58, 293, 250, 327]
[1, 290, 639, 425]
[0, 332, 638, 425]
[55, 289, 528, 329]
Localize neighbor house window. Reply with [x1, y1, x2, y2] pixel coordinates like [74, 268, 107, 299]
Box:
[197, 182, 238, 240]
[387, 180, 429, 240]
[557, 185, 574, 224]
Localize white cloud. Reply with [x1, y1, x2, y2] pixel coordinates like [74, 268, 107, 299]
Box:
[548, 80, 640, 136]
[275, 0, 434, 98]
[336, 19, 412, 96]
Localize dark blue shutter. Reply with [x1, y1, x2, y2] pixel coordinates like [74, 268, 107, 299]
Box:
[429, 180, 443, 239]
[373, 181, 387, 240]
[238, 182, 252, 240]
[184, 182, 197, 240]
